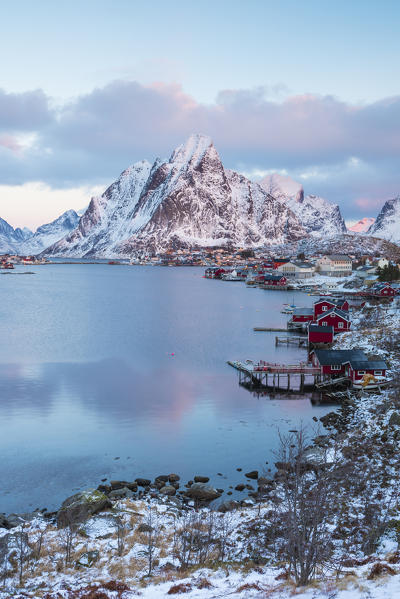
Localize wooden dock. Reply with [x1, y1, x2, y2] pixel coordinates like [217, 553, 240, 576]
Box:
[227, 360, 322, 392]
[315, 376, 351, 389]
[275, 335, 307, 347]
[253, 327, 288, 332]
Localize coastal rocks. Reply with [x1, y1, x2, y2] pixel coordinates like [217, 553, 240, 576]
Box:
[57, 489, 111, 528]
[168, 473, 180, 483]
[108, 487, 134, 501]
[110, 480, 138, 492]
[194, 476, 210, 483]
[184, 483, 221, 502]
[235, 484, 245, 491]
[135, 478, 151, 487]
[160, 485, 176, 496]
[0, 515, 11, 529]
[245, 470, 258, 480]
[218, 500, 240, 513]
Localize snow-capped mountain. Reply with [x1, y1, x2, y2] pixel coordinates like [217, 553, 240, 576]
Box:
[44, 135, 307, 257]
[259, 174, 347, 238]
[20, 210, 80, 254]
[0, 218, 32, 254]
[368, 197, 400, 243]
[0, 210, 79, 255]
[347, 217, 376, 233]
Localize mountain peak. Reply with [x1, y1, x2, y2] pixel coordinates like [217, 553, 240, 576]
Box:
[169, 134, 214, 167]
[348, 217, 376, 233]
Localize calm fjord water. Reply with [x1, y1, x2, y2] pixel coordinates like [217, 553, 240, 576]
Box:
[0, 265, 331, 513]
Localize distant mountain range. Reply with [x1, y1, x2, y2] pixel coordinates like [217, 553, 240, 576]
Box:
[0, 135, 398, 257]
[348, 217, 376, 233]
[0, 211, 79, 255]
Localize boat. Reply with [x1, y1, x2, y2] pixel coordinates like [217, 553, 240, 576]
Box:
[222, 270, 242, 281]
[352, 374, 392, 390]
[0, 262, 14, 269]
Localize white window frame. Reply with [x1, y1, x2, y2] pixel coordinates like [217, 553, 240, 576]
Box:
[357, 370, 366, 375]
[331, 364, 341, 370]
[374, 370, 383, 376]
[338, 322, 344, 328]
[322, 321, 328, 326]
[322, 305, 327, 311]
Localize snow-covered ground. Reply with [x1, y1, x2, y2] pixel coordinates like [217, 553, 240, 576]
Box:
[2, 303, 400, 598]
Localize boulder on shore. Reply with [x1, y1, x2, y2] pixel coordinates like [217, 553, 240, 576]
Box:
[184, 483, 221, 502]
[57, 489, 111, 529]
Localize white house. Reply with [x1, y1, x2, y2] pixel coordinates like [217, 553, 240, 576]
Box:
[316, 255, 352, 277]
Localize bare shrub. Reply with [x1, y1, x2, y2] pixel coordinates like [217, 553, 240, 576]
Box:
[270, 428, 336, 585]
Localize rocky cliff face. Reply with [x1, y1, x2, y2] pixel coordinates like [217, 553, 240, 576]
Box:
[259, 174, 347, 238]
[368, 197, 400, 244]
[44, 135, 307, 257]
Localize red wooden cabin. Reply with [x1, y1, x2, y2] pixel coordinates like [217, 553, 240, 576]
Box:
[315, 307, 351, 332]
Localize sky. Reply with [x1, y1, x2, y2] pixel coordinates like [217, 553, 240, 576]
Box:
[1, 0, 399, 229]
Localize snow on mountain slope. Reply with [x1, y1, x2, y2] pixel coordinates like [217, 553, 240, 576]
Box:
[44, 135, 307, 257]
[260, 173, 304, 203]
[347, 217, 376, 233]
[259, 174, 347, 238]
[0, 218, 32, 253]
[368, 197, 400, 244]
[20, 210, 80, 254]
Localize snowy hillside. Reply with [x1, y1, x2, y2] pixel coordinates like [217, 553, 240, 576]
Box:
[368, 197, 400, 244]
[259, 174, 347, 238]
[44, 135, 307, 257]
[347, 217, 376, 233]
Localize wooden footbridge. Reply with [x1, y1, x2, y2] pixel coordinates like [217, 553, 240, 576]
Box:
[227, 360, 322, 392]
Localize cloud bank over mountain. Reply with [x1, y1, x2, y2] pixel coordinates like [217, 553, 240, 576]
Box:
[1, 81, 399, 221]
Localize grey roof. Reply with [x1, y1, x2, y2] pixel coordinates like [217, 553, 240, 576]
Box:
[308, 324, 334, 333]
[326, 254, 352, 261]
[313, 349, 367, 365]
[347, 360, 387, 370]
[316, 307, 350, 321]
[292, 261, 314, 268]
[264, 274, 286, 281]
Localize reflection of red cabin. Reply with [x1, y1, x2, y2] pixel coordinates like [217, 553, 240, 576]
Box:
[313, 298, 349, 318]
[315, 307, 351, 332]
[292, 308, 314, 323]
[308, 324, 334, 346]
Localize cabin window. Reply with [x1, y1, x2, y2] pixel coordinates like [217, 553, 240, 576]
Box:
[374, 370, 383, 376]
[357, 370, 366, 375]
[322, 306, 327, 311]
[332, 364, 341, 370]
[322, 321, 328, 326]
[338, 322, 344, 328]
